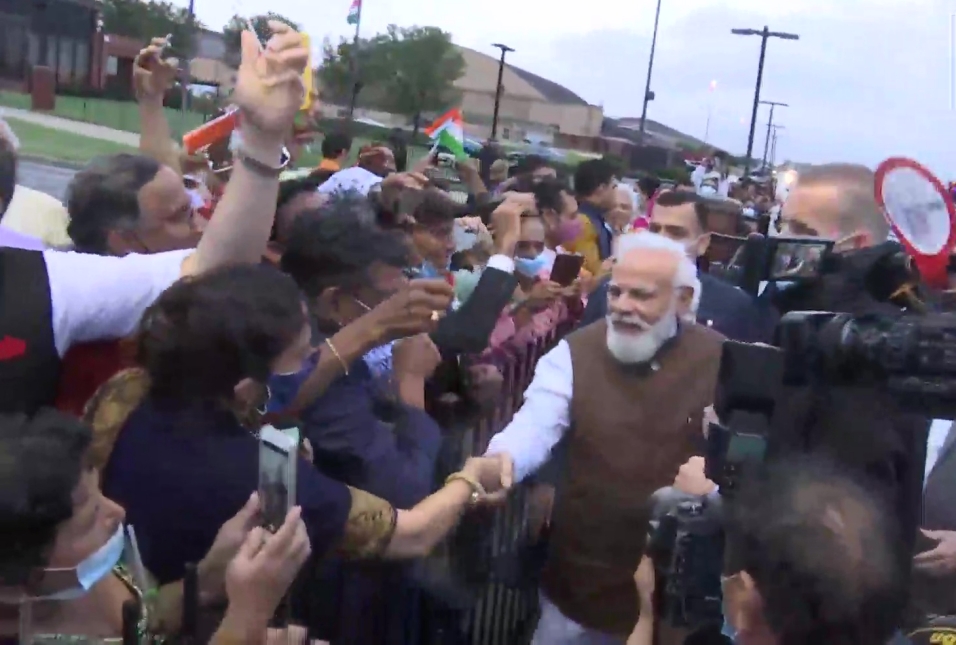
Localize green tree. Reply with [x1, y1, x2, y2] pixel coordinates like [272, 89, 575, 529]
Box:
[100, 0, 201, 59]
[375, 25, 464, 136]
[317, 34, 393, 108]
[223, 13, 301, 66]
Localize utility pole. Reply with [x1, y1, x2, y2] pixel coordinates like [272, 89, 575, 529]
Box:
[760, 100, 787, 169]
[346, 0, 364, 118]
[731, 26, 799, 173]
[638, 0, 663, 143]
[490, 43, 514, 139]
[769, 124, 784, 167]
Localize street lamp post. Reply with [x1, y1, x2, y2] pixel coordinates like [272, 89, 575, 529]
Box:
[759, 100, 787, 169]
[769, 124, 784, 167]
[731, 26, 799, 174]
[638, 0, 663, 143]
[490, 43, 514, 140]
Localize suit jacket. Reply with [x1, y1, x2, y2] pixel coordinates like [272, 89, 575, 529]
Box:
[581, 272, 775, 343]
[911, 422, 956, 620]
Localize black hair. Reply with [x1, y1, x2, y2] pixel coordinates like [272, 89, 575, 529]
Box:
[0, 136, 16, 219]
[514, 154, 549, 176]
[387, 129, 408, 173]
[321, 131, 352, 160]
[573, 158, 615, 198]
[653, 189, 709, 231]
[404, 187, 465, 227]
[276, 175, 323, 213]
[0, 409, 91, 585]
[137, 264, 306, 402]
[637, 176, 661, 199]
[726, 456, 907, 645]
[533, 177, 571, 214]
[281, 200, 410, 299]
[66, 153, 162, 254]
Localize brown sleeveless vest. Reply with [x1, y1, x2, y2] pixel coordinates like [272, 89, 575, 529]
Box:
[541, 319, 725, 636]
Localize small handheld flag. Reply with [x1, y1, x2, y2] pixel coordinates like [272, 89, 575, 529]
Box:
[424, 108, 468, 161]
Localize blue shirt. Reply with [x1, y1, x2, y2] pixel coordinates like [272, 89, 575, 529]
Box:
[269, 350, 442, 509]
[103, 399, 351, 584]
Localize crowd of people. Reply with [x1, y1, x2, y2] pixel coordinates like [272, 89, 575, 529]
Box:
[0, 20, 953, 645]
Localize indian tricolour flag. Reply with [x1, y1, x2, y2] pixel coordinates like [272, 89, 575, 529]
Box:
[347, 0, 361, 25]
[424, 108, 467, 160]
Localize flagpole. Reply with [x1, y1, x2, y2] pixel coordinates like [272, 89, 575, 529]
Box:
[347, 0, 363, 118]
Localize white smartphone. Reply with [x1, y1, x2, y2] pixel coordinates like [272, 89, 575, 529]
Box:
[258, 425, 298, 532]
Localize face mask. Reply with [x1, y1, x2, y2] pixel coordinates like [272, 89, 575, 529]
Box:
[699, 186, 718, 196]
[554, 218, 584, 244]
[419, 261, 446, 279]
[363, 342, 394, 379]
[39, 524, 126, 601]
[453, 268, 481, 304]
[515, 254, 549, 278]
[742, 207, 756, 218]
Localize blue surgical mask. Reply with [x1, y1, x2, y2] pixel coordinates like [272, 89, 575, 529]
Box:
[514, 255, 548, 278]
[419, 261, 446, 279]
[742, 207, 756, 218]
[40, 524, 126, 600]
[363, 342, 394, 379]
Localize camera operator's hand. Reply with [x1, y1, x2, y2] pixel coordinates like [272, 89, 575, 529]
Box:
[914, 530, 956, 576]
[633, 555, 655, 609]
[673, 457, 717, 496]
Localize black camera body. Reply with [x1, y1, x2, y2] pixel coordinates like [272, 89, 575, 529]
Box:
[646, 495, 725, 629]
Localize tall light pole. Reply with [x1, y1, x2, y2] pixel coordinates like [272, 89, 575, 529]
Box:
[490, 43, 514, 140]
[759, 100, 787, 169]
[770, 124, 784, 167]
[731, 26, 799, 173]
[638, 0, 663, 143]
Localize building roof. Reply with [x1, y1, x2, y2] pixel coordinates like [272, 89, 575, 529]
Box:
[507, 65, 588, 106]
[455, 45, 588, 106]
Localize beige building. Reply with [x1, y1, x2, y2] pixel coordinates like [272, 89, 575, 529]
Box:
[453, 45, 603, 142]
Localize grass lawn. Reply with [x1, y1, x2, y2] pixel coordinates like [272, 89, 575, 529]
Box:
[6, 117, 136, 165]
[0, 91, 204, 137]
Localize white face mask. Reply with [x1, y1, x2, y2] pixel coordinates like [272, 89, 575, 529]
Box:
[37, 524, 126, 601]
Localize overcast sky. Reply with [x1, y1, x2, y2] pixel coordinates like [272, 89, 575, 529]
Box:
[178, 0, 955, 177]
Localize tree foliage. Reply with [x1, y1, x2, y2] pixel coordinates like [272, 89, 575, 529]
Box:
[223, 13, 300, 66]
[100, 0, 203, 59]
[318, 24, 464, 130]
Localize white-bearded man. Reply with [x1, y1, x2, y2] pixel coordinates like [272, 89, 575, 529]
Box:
[484, 231, 725, 645]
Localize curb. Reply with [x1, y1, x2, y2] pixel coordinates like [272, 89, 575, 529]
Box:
[17, 155, 85, 170]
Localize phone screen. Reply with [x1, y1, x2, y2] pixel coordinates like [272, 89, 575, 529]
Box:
[258, 426, 297, 532]
[550, 254, 584, 287]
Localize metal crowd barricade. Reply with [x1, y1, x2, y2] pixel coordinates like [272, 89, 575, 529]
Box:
[308, 311, 579, 645]
[421, 310, 580, 645]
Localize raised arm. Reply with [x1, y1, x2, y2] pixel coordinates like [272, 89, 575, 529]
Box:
[132, 37, 182, 176]
[182, 21, 308, 277]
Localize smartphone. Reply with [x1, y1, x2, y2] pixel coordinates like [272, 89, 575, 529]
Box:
[258, 425, 297, 532]
[550, 253, 585, 287]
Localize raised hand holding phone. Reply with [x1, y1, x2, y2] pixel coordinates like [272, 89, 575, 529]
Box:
[133, 35, 178, 101]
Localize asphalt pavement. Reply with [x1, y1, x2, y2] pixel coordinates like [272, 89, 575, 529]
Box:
[17, 160, 77, 202]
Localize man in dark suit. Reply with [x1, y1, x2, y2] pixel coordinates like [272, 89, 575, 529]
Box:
[910, 420, 956, 624]
[581, 190, 774, 342]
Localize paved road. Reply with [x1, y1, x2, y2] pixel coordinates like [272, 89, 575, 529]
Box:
[18, 160, 77, 202]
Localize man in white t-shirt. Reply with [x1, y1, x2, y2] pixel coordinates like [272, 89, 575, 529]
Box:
[0, 21, 310, 415]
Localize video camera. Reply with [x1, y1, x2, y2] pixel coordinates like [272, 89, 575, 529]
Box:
[648, 240, 944, 630]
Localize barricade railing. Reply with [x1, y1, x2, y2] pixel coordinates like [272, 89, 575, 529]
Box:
[424, 310, 580, 645]
[311, 309, 579, 645]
